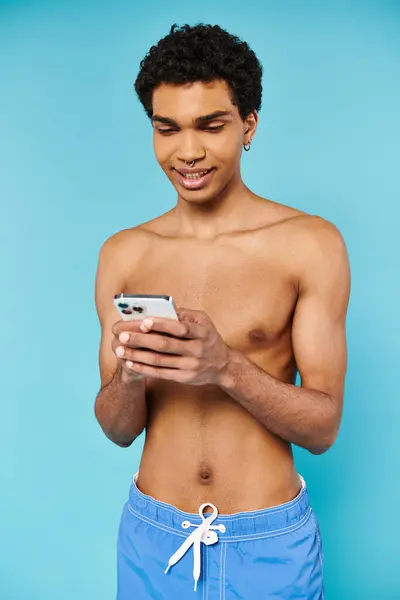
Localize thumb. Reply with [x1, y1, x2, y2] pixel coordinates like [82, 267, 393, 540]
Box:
[176, 307, 188, 320]
[176, 307, 205, 323]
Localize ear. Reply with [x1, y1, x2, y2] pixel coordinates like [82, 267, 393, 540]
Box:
[243, 110, 259, 145]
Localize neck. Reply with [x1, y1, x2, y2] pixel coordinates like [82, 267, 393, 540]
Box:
[173, 172, 258, 241]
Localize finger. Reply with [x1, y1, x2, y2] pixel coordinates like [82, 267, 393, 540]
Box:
[114, 332, 200, 357]
[120, 360, 145, 380]
[176, 307, 208, 324]
[112, 319, 147, 337]
[123, 349, 198, 371]
[140, 317, 204, 340]
[125, 361, 194, 383]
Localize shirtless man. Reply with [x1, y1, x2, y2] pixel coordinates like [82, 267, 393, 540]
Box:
[94, 24, 350, 599]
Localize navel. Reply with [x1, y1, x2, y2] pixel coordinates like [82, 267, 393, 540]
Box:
[198, 466, 213, 485]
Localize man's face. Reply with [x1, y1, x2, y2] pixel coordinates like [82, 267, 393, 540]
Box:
[151, 80, 256, 203]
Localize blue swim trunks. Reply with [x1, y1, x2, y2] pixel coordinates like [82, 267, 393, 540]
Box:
[117, 473, 324, 599]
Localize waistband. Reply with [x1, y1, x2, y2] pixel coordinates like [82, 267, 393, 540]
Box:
[128, 472, 311, 541]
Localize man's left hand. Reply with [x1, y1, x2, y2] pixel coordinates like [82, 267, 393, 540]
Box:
[113, 307, 231, 386]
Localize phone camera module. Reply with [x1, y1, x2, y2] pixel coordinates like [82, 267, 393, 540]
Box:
[132, 305, 144, 314]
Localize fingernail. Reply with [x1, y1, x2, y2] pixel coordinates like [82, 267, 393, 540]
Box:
[119, 332, 129, 342]
[141, 319, 153, 329]
[115, 346, 125, 357]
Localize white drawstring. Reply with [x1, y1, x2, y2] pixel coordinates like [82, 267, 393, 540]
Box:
[165, 503, 226, 591]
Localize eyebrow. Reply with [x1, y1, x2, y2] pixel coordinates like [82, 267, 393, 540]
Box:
[151, 110, 233, 127]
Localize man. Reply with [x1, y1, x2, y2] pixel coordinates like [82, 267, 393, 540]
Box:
[94, 23, 350, 599]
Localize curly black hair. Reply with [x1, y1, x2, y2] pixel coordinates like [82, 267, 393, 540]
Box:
[134, 23, 263, 122]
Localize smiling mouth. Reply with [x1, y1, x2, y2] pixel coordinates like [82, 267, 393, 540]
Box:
[176, 168, 213, 180]
[174, 168, 215, 190]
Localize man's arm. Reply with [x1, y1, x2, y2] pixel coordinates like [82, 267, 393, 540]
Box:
[218, 218, 351, 455]
[94, 232, 148, 447]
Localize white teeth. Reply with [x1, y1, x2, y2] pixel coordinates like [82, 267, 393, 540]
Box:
[182, 170, 209, 179]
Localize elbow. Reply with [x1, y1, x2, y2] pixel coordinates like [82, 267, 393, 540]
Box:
[307, 403, 341, 455]
[113, 437, 135, 448]
[104, 429, 139, 448]
[307, 428, 339, 456]
[308, 443, 331, 456]
[94, 404, 141, 448]
[104, 422, 143, 447]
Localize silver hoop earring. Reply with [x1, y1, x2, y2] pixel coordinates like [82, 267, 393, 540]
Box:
[243, 142, 251, 152]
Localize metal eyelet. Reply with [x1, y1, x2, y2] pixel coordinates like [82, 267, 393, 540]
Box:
[181, 520, 191, 529]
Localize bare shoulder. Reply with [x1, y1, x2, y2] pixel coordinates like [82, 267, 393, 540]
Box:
[95, 226, 155, 324]
[258, 198, 348, 259]
[291, 215, 349, 276]
[283, 214, 350, 297]
[97, 211, 175, 289]
[285, 213, 347, 251]
[135, 209, 177, 238]
[99, 224, 155, 260]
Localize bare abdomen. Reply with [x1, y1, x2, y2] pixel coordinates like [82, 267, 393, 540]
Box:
[137, 387, 300, 513]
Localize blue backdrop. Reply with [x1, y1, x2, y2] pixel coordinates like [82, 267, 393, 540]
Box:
[1, 1, 399, 598]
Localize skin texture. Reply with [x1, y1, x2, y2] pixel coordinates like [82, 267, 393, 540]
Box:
[94, 79, 350, 513]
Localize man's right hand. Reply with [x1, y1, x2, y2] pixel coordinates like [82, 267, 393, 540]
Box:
[111, 319, 150, 381]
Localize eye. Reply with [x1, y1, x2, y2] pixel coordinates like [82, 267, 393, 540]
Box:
[203, 125, 225, 132]
[157, 128, 176, 135]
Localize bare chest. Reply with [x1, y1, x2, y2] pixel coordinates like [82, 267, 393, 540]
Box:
[122, 238, 298, 358]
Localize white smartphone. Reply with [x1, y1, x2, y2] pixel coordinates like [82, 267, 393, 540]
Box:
[114, 293, 179, 321]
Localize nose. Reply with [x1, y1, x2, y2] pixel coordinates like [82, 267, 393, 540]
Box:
[176, 130, 206, 164]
